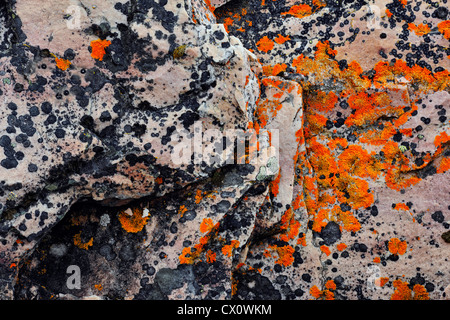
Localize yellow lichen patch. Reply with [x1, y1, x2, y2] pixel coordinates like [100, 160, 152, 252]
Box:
[256, 36, 274, 53]
[73, 231, 93, 250]
[391, 279, 430, 300]
[118, 207, 149, 233]
[90, 39, 111, 61]
[388, 238, 407, 255]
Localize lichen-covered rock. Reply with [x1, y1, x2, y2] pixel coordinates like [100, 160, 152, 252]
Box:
[1, 0, 449, 300]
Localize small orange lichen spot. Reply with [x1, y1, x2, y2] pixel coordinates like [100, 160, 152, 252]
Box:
[281, 4, 313, 19]
[206, 250, 216, 263]
[325, 280, 336, 290]
[274, 34, 291, 44]
[195, 189, 203, 204]
[73, 231, 94, 250]
[399, 0, 407, 7]
[9, 263, 17, 269]
[90, 39, 112, 61]
[386, 9, 393, 18]
[377, 277, 389, 287]
[388, 238, 407, 256]
[394, 203, 410, 211]
[178, 205, 188, 217]
[336, 243, 347, 251]
[118, 207, 149, 233]
[373, 257, 381, 263]
[55, 57, 71, 71]
[408, 23, 430, 36]
[94, 284, 103, 291]
[437, 20, 450, 40]
[320, 245, 331, 256]
[156, 176, 163, 184]
[200, 218, 215, 233]
[256, 36, 274, 53]
[222, 240, 240, 257]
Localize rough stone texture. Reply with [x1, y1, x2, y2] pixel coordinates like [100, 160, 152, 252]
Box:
[0, 0, 449, 300]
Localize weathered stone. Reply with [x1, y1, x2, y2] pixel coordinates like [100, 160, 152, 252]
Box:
[0, 0, 449, 301]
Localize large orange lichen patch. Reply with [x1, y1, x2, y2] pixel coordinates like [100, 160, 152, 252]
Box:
[391, 279, 429, 300]
[281, 4, 313, 19]
[437, 20, 450, 40]
[256, 36, 275, 53]
[118, 207, 149, 233]
[55, 57, 71, 71]
[90, 39, 112, 61]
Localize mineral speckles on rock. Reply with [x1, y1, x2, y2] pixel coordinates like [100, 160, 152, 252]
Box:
[0, 0, 449, 300]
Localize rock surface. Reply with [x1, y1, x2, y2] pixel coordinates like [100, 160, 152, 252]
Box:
[0, 0, 449, 300]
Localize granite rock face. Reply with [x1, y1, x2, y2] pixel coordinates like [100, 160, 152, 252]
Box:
[0, 0, 449, 300]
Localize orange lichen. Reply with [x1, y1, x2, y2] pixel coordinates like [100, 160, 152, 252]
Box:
[270, 244, 295, 267]
[309, 285, 335, 300]
[320, 245, 331, 256]
[200, 218, 215, 233]
[388, 238, 407, 256]
[306, 90, 338, 113]
[274, 34, 291, 44]
[263, 63, 287, 76]
[195, 189, 203, 204]
[94, 284, 103, 291]
[73, 231, 94, 250]
[90, 39, 111, 61]
[222, 240, 240, 257]
[377, 277, 389, 287]
[437, 20, 450, 40]
[256, 36, 274, 53]
[281, 4, 313, 19]
[345, 91, 393, 127]
[336, 243, 347, 251]
[394, 203, 410, 211]
[437, 157, 450, 174]
[391, 279, 430, 300]
[206, 250, 216, 263]
[55, 57, 71, 71]
[118, 207, 149, 233]
[325, 280, 336, 290]
[178, 205, 188, 217]
[408, 23, 430, 36]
